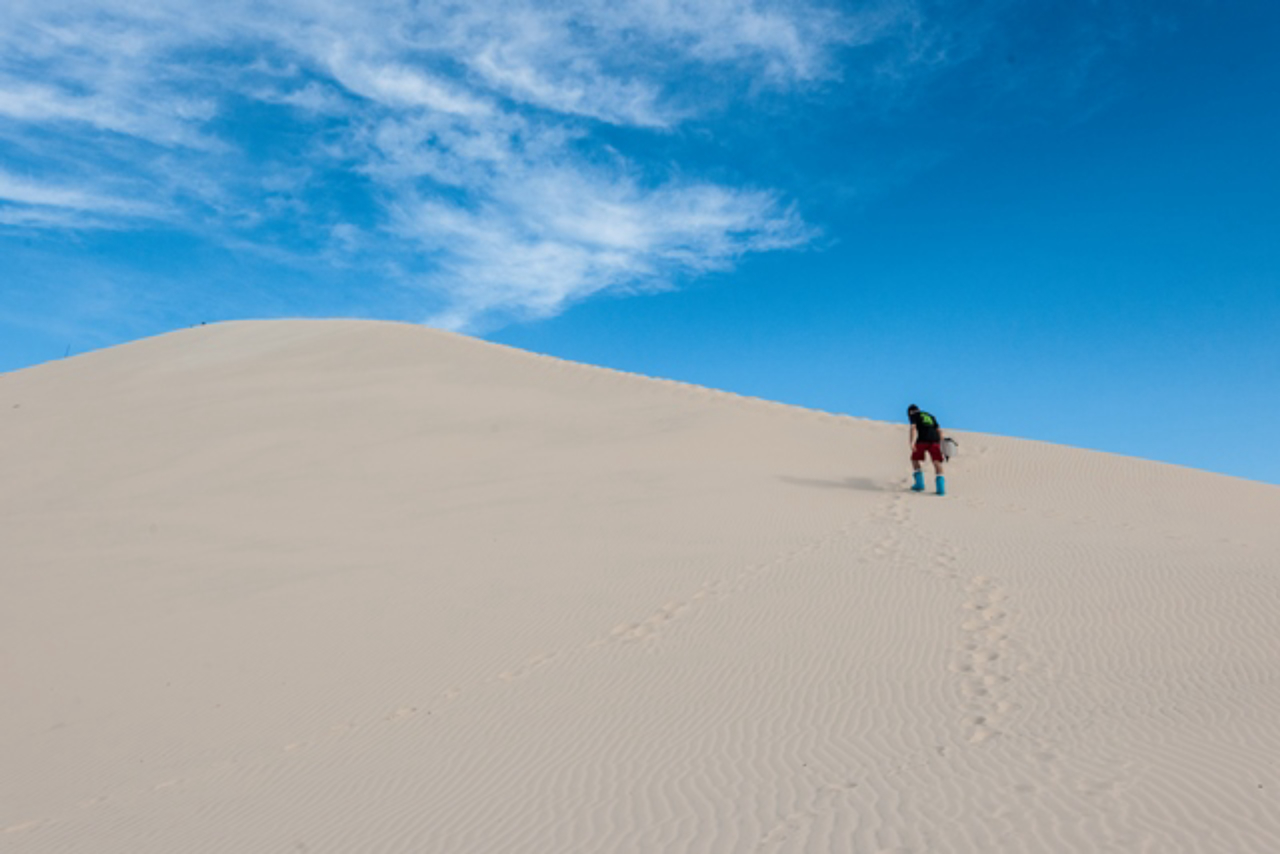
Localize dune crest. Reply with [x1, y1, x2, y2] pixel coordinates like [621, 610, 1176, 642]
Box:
[3, 320, 1278, 853]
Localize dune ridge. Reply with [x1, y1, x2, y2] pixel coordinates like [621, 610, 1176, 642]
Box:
[3, 320, 1278, 853]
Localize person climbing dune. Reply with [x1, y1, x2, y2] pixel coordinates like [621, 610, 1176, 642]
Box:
[907, 404, 946, 496]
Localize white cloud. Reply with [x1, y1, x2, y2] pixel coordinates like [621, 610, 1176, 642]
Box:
[396, 165, 812, 328]
[0, 82, 216, 149]
[0, 0, 878, 326]
[0, 169, 166, 220]
[322, 48, 494, 117]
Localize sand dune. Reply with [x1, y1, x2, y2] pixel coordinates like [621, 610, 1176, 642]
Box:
[3, 320, 1278, 853]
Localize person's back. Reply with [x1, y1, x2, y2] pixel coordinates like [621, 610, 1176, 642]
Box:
[912, 409, 941, 444]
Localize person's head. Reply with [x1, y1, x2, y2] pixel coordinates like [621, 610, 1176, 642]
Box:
[907, 404, 920, 418]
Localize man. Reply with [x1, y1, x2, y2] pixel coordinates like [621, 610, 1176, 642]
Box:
[907, 404, 946, 496]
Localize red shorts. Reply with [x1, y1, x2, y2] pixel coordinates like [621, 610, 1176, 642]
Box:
[912, 443, 944, 463]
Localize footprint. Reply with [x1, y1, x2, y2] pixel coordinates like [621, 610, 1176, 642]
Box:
[4, 820, 42, 834]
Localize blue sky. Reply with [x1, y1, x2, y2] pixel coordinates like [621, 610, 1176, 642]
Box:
[2, 1, 1278, 484]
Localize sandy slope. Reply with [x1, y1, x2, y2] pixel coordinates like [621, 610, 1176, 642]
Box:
[2, 320, 1278, 853]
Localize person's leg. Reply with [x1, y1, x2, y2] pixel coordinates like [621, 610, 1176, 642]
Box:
[911, 446, 926, 490]
[930, 446, 946, 495]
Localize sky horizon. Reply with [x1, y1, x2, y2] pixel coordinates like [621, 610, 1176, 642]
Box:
[3, 1, 1278, 485]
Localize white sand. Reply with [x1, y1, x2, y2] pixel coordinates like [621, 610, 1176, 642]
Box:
[3, 319, 1278, 853]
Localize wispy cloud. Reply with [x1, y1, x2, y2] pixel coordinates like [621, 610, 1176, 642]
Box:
[0, 0, 896, 327]
[398, 168, 813, 328]
[0, 168, 169, 230]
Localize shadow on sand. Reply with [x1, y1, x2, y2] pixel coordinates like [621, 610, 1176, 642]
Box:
[778, 475, 901, 493]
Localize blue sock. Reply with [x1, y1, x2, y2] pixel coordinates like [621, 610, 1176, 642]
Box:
[936, 475, 946, 496]
[912, 471, 925, 491]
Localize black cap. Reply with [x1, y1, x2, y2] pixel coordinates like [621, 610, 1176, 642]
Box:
[907, 404, 919, 415]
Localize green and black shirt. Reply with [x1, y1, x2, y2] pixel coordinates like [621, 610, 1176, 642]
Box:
[910, 410, 941, 444]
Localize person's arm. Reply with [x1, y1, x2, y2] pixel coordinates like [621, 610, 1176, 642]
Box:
[909, 424, 917, 448]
